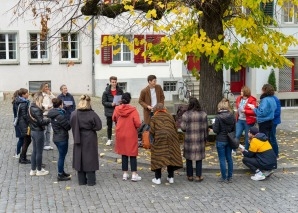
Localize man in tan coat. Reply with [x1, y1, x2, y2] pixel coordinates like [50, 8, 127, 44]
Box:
[139, 75, 165, 124]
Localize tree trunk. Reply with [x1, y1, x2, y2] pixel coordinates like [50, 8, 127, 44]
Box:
[198, 1, 230, 114]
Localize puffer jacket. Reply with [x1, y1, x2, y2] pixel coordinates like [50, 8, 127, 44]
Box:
[48, 108, 71, 142]
[102, 85, 123, 117]
[213, 110, 236, 142]
[14, 97, 30, 137]
[28, 103, 50, 131]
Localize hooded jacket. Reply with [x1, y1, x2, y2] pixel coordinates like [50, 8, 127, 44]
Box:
[102, 85, 123, 117]
[48, 108, 71, 142]
[213, 110, 236, 142]
[112, 104, 141, 156]
[243, 133, 277, 170]
[28, 103, 50, 131]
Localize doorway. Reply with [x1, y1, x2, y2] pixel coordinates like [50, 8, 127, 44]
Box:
[230, 67, 246, 93]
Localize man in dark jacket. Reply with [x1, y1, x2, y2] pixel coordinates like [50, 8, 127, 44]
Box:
[241, 126, 277, 181]
[102, 76, 123, 145]
[57, 85, 76, 121]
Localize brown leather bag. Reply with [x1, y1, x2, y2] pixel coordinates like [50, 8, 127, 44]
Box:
[142, 130, 151, 149]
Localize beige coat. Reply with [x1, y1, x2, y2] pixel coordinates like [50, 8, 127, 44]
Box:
[138, 84, 165, 124]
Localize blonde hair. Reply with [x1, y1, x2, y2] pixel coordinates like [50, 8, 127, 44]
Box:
[217, 100, 230, 111]
[33, 92, 44, 109]
[77, 95, 91, 110]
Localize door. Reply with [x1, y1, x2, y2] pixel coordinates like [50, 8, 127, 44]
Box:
[230, 67, 245, 93]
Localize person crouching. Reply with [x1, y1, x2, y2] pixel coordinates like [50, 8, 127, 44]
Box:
[240, 126, 277, 181]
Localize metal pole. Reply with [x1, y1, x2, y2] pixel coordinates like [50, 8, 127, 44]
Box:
[91, 16, 95, 96]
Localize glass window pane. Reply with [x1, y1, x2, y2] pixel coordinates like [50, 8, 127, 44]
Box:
[0, 34, 5, 42]
[71, 50, 78, 58]
[71, 41, 78, 50]
[123, 53, 131, 61]
[9, 51, 16, 59]
[61, 42, 68, 51]
[41, 51, 48, 59]
[0, 43, 5, 51]
[31, 51, 38, 59]
[71, 34, 77, 41]
[61, 51, 68, 58]
[8, 34, 16, 42]
[113, 53, 121, 61]
[0, 51, 6, 59]
[9, 42, 16, 51]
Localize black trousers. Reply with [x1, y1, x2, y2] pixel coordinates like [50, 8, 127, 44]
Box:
[122, 155, 137, 172]
[155, 166, 175, 179]
[259, 120, 273, 140]
[106, 116, 113, 140]
[78, 171, 96, 186]
[186, 159, 202, 177]
[20, 135, 31, 159]
[242, 157, 262, 172]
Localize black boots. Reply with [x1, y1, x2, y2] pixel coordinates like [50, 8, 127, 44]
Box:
[57, 171, 71, 181]
[19, 156, 31, 164]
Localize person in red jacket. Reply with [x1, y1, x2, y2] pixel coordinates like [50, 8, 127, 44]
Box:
[235, 86, 257, 149]
[113, 93, 142, 182]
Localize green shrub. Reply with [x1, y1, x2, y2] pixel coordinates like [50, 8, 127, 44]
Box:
[268, 69, 277, 91]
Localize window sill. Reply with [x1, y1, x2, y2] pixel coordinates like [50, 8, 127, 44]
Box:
[110, 63, 137, 67]
[0, 60, 20, 65]
[59, 59, 82, 64]
[143, 62, 169, 66]
[28, 60, 51, 65]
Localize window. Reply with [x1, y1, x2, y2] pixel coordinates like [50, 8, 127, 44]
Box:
[29, 80, 51, 93]
[260, 2, 274, 17]
[279, 58, 298, 92]
[163, 81, 177, 91]
[117, 82, 127, 92]
[101, 34, 166, 64]
[29, 33, 49, 60]
[0, 33, 17, 61]
[61, 33, 79, 60]
[283, 2, 295, 23]
[113, 35, 132, 62]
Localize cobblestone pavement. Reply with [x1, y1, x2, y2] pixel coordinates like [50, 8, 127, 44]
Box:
[1, 97, 298, 213]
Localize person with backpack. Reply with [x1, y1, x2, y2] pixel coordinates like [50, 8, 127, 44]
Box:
[180, 97, 208, 182]
[48, 98, 71, 181]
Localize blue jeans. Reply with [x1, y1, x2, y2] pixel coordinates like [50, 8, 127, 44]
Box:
[44, 123, 51, 146]
[16, 137, 24, 155]
[236, 119, 254, 150]
[54, 141, 69, 174]
[269, 124, 279, 157]
[216, 141, 233, 180]
[31, 131, 45, 171]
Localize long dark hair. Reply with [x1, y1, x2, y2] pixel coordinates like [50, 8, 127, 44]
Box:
[188, 97, 202, 111]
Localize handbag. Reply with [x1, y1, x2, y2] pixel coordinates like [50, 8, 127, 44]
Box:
[219, 117, 239, 149]
[13, 104, 21, 126]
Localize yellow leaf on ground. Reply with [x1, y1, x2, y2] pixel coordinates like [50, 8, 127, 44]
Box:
[260, 188, 266, 191]
[216, 172, 221, 176]
[117, 159, 122, 164]
[99, 153, 105, 157]
[65, 186, 71, 190]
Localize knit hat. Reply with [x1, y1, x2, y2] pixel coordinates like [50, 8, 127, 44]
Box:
[121, 92, 131, 104]
[249, 126, 259, 135]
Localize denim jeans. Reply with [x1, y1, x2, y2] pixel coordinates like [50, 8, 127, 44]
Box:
[269, 124, 279, 157]
[236, 119, 254, 150]
[16, 137, 24, 155]
[259, 120, 273, 139]
[44, 123, 51, 146]
[31, 130, 45, 171]
[216, 141, 233, 180]
[54, 141, 69, 174]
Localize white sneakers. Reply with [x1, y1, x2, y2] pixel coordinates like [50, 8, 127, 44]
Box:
[43, 146, 53, 150]
[106, 139, 112, 146]
[13, 153, 20, 158]
[251, 172, 265, 181]
[30, 169, 49, 176]
[131, 174, 142, 182]
[123, 173, 130, 181]
[30, 170, 37, 176]
[152, 178, 161, 185]
[167, 177, 174, 184]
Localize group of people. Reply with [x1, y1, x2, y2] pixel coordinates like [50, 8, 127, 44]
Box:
[12, 75, 281, 186]
[213, 84, 280, 182]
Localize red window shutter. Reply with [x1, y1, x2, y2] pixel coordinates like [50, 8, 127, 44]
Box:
[134, 35, 145, 63]
[187, 54, 200, 72]
[145, 34, 165, 63]
[101, 35, 112, 64]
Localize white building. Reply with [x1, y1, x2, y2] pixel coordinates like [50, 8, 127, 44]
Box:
[1, 1, 298, 106]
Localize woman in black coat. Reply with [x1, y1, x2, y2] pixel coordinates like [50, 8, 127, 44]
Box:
[13, 88, 31, 164]
[70, 95, 102, 186]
